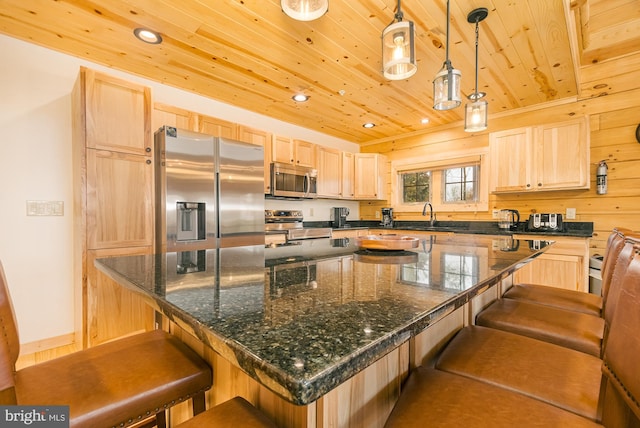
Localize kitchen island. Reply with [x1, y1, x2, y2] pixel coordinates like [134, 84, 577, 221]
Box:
[95, 234, 550, 427]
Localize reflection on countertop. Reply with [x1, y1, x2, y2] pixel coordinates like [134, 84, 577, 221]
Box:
[95, 234, 551, 405]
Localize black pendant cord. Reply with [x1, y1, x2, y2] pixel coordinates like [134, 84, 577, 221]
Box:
[445, 0, 453, 98]
[390, 0, 403, 24]
[474, 17, 479, 98]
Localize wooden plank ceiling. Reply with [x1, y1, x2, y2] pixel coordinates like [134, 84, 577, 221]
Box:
[0, 0, 638, 143]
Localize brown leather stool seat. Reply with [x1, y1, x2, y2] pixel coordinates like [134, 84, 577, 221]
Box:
[435, 325, 602, 419]
[476, 298, 604, 356]
[175, 396, 277, 428]
[384, 367, 601, 428]
[502, 228, 629, 316]
[0, 260, 212, 428]
[475, 234, 637, 357]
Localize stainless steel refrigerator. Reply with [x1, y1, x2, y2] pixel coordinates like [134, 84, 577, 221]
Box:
[154, 126, 265, 253]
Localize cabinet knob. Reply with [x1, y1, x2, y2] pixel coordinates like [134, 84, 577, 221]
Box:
[146, 159, 152, 165]
[145, 147, 151, 153]
[526, 184, 531, 188]
[537, 183, 542, 187]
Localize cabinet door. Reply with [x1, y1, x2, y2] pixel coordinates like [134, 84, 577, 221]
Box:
[354, 153, 387, 200]
[342, 152, 355, 199]
[83, 68, 151, 156]
[87, 247, 154, 347]
[535, 118, 589, 190]
[317, 146, 342, 198]
[294, 139, 317, 168]
[86, 149, 154, 249]
[153, 102, 196, 132]
[272, 135, 294, 164]
[489, 127, 533, 192]
[199, 115, 238, 139]
[512, 236, 589, 291]
[238, 126, 271, 194]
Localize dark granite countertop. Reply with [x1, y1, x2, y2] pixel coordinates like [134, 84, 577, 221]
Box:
[303, 220, 593, 238]
[95, 235, 551, 405]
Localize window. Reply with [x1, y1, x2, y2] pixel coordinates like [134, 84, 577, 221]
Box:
[391, 153, 488, 213]
[401, 171, 431, 203]
[443, 165, 478, 202]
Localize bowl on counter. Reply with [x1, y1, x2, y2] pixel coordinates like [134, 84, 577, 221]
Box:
[353, 234, 420, 251]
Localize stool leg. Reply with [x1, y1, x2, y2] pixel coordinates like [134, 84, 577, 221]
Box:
[155, 410, 167, 428]
[192, 391, 206, 416]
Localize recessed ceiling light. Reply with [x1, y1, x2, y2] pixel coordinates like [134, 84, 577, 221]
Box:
[292, 94, 310, 102]
[421, 118, 430, 124]
[363, 122, 375, 128]
[133, 28, 162, 44]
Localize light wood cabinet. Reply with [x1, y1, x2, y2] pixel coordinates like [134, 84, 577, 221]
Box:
[512, 235, 590, 292]
[489, 117, 589, 193]
[153, 102, 196, 132]
[331, 229, 369, 239]
[199, 114, 238, 139]
[73, 67, 154, 347]
[272, 136, 316, 168]
[342, 151, 355, 199]
[354, 153, 388, 200]
[238, 125, 272, 194]
[317, 146, 342, 198]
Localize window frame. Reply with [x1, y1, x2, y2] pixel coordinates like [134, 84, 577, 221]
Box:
[390, 151, 489, 213]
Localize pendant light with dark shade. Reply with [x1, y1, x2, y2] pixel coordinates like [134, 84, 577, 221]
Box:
[382, 0, 417, 80]
[464, 8, 489, 132]
[281, 0, 328, 21]
[433, 0, 461, 110]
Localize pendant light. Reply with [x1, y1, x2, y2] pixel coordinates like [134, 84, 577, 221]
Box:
[433, 0, 461, 110]
[464, 8, 489, 132]
[381, 0, 417, 80]
[281, 0, 328, 21]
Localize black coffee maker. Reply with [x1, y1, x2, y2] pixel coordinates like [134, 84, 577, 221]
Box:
[333, 207, 350, 228]
[381, 208, 393, 227]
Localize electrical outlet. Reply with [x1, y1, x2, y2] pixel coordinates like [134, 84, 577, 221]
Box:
[566, 207, 576, 220]
[309, 208, 314, 217]
[375, 211, 380, 219]
[492, 209, 499, 219]
[26, 200, 64, 216]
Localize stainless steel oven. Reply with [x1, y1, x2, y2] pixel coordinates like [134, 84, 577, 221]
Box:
[270, 162, 317, 199]
[265, 209, 332, 242]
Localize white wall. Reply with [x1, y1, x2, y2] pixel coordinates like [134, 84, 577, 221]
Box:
[0, 34, 359, 346]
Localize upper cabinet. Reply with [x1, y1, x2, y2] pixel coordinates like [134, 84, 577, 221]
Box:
[199, 115, 238, 139]
[272, 136, 317, 168]
[489, 117, 589, 193]
[317, 146, 342, 198]
[342, 152, 355, 199]
[354, 153, 387, 200]
[238, 125, 272, 194]
[83, 69, 151, 156]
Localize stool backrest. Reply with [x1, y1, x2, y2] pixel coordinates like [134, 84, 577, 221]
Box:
[601, 228, 630, 300]
[600, 239, 640, 426]
[0, 260, 19, 403]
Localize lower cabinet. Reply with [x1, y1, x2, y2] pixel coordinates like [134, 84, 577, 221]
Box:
[86, 247, 155, 347]
[512, 235, 590, 292]
[331, 229, 369, 239]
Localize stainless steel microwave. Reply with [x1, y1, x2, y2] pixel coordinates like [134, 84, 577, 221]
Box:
[270, 162, 317, 199]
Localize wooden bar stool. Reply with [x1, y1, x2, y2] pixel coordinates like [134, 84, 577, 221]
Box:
[0, 260, 212, 428]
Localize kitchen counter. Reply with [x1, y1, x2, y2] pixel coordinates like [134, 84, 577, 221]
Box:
[315, 220, 593, 238]
[95, 234, 550, 406]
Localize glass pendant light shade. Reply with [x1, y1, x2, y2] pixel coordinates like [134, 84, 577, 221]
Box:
[433, 63, 462, 110]
[464, 99, 488, 132]
[432, 0, 461, 110]
[281, 0, 328, 21]
[382, 20, 417, 80]
[464, 8, 489, 132]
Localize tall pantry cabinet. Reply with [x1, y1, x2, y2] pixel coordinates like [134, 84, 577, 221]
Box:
[72, 67, 154, 348]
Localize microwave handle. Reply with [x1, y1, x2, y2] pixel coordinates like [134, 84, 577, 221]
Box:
[303, 172, 310, 197]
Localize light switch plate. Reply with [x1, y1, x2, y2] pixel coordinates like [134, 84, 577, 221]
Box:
[566, 207, 576, 220]
[26, 200, 64, 216]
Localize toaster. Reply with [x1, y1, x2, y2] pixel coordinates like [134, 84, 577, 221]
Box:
[526, 213, 564, 232]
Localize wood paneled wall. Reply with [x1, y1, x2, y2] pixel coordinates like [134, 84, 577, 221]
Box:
[360, 87, 640, 257]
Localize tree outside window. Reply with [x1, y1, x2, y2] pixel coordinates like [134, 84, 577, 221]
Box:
[444, 166, 478, 202]
[402, 171, 430, 203]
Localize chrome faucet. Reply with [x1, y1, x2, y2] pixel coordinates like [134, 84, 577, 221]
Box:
[422, 202, 437, 226]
